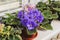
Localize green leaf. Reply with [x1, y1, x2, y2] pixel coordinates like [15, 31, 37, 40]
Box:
[13, 35, 22, 40]
[2, 13, 20, 25]
[36, 2, 47, 11]
[52, 1, 60, 7]
[9, 35, 13, 40]
[8, 34, 22, 40]
[2, 37, 6, 40]
[52, 14, 58, 19]
[41, 19, 49, 25]
[1, 35, 7, 40]
[27, 29, 37, 35]
[42, 10, 52, 19]
[48, 0, 51, 4]
[6, 13, 12, 17]
[15, 35, 22, 40]
[15, 29, 22, 34]
[53, 8, 60, 12]
[36, 2, 46, 7]
[40, 23, 53, 30]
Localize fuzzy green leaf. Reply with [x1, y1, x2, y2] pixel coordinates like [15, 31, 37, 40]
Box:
[36, 2, 46, 7]
[42, 10, 52, 19]
[2, 13, 20, 25]
[14, 35, 22, 40]
[40, 23, 53, 30]
[15, 29, 22, 35]
[52, 14, 58, 19]
[36, 2, 47, 11]
[53, 8, 60, 12]
[41, 19, 49, 25]
[9, 35, 13, 40]
[48, 0, 51, 4]
[27, 29, 37, 35]
[2, 38, 6, 40]
[52, 1, 60, 7]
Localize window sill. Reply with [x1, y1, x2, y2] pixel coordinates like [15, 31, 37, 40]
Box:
[0, 8, 22, 16]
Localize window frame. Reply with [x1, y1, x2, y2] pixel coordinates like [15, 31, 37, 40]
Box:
[0, 0, 28, 16]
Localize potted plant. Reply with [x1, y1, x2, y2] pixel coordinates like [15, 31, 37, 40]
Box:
[36, 0, 60, 30]
[0, 0, 60, 40]
[1, 4, 44, 40]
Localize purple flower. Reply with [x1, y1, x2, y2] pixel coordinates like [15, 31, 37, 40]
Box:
[26, 21, 38, 30]
[18, 8, 44, 30]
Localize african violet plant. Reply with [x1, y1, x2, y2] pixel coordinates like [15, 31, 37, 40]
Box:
[0, 0, 60, 40]
[18, 7, 44, 30]
[36, 0, 60, 30]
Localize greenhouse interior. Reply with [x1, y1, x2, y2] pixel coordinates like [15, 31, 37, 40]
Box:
[0, 0, 60, 40]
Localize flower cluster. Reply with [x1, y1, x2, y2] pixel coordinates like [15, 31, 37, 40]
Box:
[18, 5, 44, 30]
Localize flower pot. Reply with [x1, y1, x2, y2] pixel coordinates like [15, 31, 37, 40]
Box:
[22, 32, 37, 40]
[21, 30, 38, 40]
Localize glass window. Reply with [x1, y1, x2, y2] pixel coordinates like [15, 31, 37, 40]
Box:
[0, 0, 22, 13]
[0, 0, 17, 5]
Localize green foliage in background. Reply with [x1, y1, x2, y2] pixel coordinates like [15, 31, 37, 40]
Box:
[36, 0, 60, 30]
[2, 13, 20, 26]
[0, 24, 22, 40]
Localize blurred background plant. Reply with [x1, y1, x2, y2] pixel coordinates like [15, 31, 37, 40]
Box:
[0, 23, 22, 40]
[36, 0, 60, 30]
